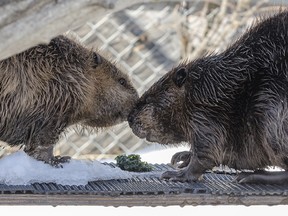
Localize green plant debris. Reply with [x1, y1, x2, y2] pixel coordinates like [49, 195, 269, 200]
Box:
[115, 154, 153, 172]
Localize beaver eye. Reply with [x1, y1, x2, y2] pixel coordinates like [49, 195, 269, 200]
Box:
[173, 67, 187, 87]
[92, 52, 102, 68]
[119, 78, 126, 86]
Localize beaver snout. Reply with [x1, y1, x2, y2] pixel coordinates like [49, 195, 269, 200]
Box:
[130, 122, 148, 139]
[127, 112, 134, 125]
[127, 110, 147, 139]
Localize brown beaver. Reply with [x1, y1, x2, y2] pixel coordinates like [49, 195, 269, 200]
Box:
[128, 11, 288, 184]
[0, 35, 138, 167]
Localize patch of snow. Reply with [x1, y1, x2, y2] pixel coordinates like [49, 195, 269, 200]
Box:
[0, 151, 134, 186]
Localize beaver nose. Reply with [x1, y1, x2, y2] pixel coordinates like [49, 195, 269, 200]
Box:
[127, 112, 134, 125]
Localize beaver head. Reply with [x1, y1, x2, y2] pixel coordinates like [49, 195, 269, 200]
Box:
[81, 51, 139, 128]
[128, 65, 189, 144]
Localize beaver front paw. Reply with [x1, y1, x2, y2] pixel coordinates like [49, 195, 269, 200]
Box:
[160, 169, 201, 182]
[171, 151, 192, 169]
[48, 155, 71, 168]
[25, 145, 71, 168]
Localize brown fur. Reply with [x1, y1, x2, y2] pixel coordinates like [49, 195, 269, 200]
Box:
[0, 35, 138, 166]
[128, 11, 288, 184]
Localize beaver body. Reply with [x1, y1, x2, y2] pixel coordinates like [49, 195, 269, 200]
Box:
[0, 35, 138, 167]
[128, 11, 288, 184]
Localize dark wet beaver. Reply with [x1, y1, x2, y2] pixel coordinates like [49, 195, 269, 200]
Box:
[0, 35, 138, 167]
[128, 11, 288, 184]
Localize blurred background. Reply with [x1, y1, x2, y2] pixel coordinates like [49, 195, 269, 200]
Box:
[0, 0, 286, 162]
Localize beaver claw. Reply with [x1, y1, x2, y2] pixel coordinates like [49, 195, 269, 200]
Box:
[171, 151, 192, 168]
[161, 169, 200, 182]
[48, 155, 71, 168]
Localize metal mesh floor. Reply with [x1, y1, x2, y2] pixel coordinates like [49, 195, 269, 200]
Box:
[1, 164, 288, 197]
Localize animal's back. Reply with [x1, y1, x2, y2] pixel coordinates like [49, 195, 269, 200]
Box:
[0, 37, 88, 145]
[225, 11, 288, 169]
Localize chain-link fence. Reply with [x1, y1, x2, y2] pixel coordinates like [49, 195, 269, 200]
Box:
[0, 0, 284, 160]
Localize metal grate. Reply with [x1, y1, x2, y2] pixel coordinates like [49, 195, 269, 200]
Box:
[0, 164, 288, 197]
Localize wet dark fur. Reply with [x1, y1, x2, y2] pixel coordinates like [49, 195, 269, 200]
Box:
[0, 35, 138, 166]
[128, 11, 288, 184]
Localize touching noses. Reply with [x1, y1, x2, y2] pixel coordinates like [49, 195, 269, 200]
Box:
[127, 111, 134, 125]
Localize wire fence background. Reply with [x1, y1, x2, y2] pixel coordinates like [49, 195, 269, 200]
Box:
[0, 0, 285, 160]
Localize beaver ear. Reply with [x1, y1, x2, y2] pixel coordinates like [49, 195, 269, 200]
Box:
[173, 67, 187, 87]
[92, 52, 102, 68]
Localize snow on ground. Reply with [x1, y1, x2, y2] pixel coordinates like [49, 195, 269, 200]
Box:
[0, 144, 186, 186]
[0, 151, 134, 186]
